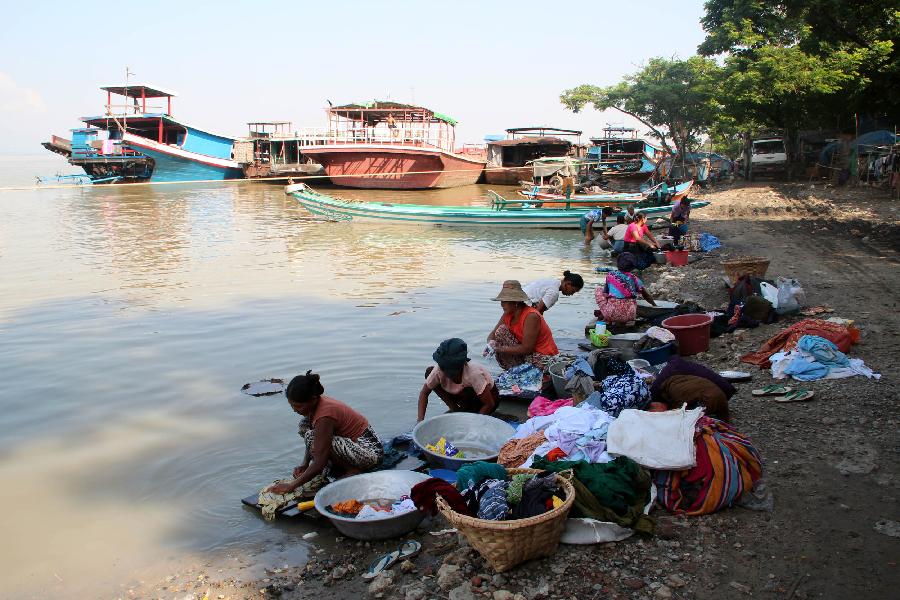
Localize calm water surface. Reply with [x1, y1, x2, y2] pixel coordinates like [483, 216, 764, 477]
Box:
[0, 156, 603, 597]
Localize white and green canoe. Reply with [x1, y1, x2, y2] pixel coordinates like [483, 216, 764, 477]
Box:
[284, 183, 709, 229]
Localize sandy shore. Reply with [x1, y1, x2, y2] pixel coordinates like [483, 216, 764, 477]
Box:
[119, 182, 900, 600]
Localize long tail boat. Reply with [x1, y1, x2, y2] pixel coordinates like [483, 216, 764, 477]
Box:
[284, 184, 708, 229]
[518, 180, 693, 205]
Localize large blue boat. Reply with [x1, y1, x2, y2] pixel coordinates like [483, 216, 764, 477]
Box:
[43, 84, 242, 183]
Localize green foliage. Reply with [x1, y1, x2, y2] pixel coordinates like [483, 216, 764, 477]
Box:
[560, 57, 723, 156]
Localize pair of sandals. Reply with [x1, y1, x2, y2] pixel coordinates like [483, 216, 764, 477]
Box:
[752, 384, 815, 403]
[361, 540, 422, 580]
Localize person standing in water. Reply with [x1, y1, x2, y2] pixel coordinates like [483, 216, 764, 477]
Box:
[523, 270, 585, 314]
[417, 338, 498, 422]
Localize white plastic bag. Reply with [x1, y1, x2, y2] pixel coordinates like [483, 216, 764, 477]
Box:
[760, 281, 780, 308]
[775, 277, 805, 315]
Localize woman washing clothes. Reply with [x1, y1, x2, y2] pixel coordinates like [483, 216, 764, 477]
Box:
[523, 270, 585, 314]
[268, 371, 383, 495]
[669, 197, 691, 246]
[596, 253, 657, 324]
[623, 212, 659, 270]
[487, 280, 559, 370]
[418, 338, 499, 422]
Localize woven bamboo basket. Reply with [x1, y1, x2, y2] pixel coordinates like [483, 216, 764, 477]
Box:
[435, 468, 576, 572]
[721, 256, 770, 285]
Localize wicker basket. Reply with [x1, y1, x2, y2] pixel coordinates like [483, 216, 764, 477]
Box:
[435, 468, 576, 572]
[721, 256, 770, 285]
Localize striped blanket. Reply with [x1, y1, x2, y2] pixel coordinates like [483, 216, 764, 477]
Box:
[655, 417, 762, 516]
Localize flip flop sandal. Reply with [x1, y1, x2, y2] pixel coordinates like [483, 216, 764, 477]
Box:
[751, 384, 794, 396]
[397, 539, 422, 561]
[775, 389, 815, 403]
[362, 549, 402, 580]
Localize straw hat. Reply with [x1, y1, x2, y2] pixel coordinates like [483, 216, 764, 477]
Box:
[492, 280, 530, 303]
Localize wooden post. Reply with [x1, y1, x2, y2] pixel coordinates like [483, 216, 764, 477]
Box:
[167, 96, 171, 115]
[158, 118, 163, 143]
[141, 87, 146, 113]
[107, 90, 111, 113]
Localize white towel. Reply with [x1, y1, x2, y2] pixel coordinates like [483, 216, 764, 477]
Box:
[606, 406, 703, 470]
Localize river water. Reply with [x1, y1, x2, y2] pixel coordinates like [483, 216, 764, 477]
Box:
[0, 155, 601, 597]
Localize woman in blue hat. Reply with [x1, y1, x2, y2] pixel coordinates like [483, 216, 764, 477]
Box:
[417, 338, 498, 422]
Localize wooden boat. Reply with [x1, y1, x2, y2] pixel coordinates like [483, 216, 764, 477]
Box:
[293, 101, 485, 189]
[484, 127, 581, 185]
[44, 84, 242, 183]
[284, 183, 709, 229]
[234, 121, 327, 181]
[586, 126, 667, 177]
[518, 180, 694, 206]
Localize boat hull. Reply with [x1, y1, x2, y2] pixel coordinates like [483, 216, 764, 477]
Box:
[299, 146, 484, 189]
[284, 184, 708, 229]
[484, 166, 531, 186]
[121, 133, 242, 182]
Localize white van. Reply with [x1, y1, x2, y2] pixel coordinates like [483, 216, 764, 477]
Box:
[750, 138, 787, 178]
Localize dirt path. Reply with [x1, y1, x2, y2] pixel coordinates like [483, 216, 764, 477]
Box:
[125, 183, 900, 600]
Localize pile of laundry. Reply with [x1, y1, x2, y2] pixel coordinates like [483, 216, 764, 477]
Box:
[410, 462, 566, 521]
[769, 334, 880, 381]
[328, 497, 418, 520]
[495, 363, 543, 397]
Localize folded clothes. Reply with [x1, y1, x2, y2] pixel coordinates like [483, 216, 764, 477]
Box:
[606, 406, 703, 470]
[498, 431, 548, 468]
[411, 478, 472, 516]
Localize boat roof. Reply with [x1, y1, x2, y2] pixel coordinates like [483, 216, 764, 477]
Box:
[99, 84, 177, 98]
[506, 127, 582, 136]
[330, 101, 457, 126]
[488, 136, 573, 147]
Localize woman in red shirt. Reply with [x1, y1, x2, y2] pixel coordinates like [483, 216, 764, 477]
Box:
[487, 280, 559, 370]
[268, 371, 383, 495]
[622, 212, 659, 270]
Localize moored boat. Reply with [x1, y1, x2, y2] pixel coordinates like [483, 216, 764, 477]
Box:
[518, 180, 694, 205]
[43, 84, 242, 183]
[234, 122, 326, 181]
[284, 183, 708, 229]
[295, 101, 485, 189]
[484, 127, 581, 185]
[587, 126, 667, 177]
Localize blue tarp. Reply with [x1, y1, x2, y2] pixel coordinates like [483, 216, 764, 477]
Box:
[820, 130, 897, 164]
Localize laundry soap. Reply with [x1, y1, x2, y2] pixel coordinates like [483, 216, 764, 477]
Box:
[426, 437, 465, 458]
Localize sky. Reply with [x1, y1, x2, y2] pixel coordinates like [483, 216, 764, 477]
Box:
[0, 0, 709, 154]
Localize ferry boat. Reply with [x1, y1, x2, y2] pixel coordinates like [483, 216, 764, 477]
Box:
[43, 84, 242, 183]
[295, 101, 486, 189]
[587, 126, 667, 176]
[234, 122, 326, 181]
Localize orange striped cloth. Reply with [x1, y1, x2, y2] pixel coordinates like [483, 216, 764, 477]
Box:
[655, 417, 762, 516]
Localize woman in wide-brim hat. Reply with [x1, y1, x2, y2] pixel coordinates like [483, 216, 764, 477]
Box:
[487, 280, 559, 370]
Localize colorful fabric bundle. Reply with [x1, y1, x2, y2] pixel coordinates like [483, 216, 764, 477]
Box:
[477, 481, 510, 520]
[505, 473, 535, 505]
[411, 478, 472, 517]
[584, 373, 650, 417]
[497, 431, 548, 468]
[527, 396, 574, 418]
[654, 417, 762, 516]
[511, 473, 558, 519]
[741, 319, 853, 367]
[456, 462, 508, 492]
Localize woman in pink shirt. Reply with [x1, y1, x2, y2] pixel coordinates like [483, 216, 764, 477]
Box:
[622, 212, 659, 270]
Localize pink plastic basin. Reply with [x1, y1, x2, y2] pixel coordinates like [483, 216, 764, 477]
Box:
[665, 250, 689, 266]
[662, 313, 713, 356]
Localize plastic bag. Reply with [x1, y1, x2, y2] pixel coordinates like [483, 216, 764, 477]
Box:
[775, 277, 805, 315]
[760, 281, 780, 308]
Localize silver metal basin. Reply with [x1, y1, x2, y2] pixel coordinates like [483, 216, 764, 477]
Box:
[313, 470, 431, 540]
[412, 413, 516, 470]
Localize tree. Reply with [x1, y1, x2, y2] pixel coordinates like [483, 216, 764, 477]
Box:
[560, 56, 723, 159]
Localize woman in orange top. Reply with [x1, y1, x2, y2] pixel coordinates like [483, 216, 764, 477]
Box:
[487, 280, 559, 370]
[268, 371, 383, 495]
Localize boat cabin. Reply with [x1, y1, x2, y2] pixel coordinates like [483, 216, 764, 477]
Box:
[236, 122, 325, 179]
[297, 101, 459, 154]
[483, 127, 581, 185]
[80, 84, 235, 162]
[587, 126, 664, 174]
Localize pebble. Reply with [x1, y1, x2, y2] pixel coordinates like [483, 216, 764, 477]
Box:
[367, 571, 394, 596]
[449, 583, 477, 600]
[622, 577, 645, 590]
[665, 573, 686, 588]
[437, 564, 464, 591]
[400, 560, 416, 574]
[302, 532, 318, 540]
[654, 584, 673, 598]
[493, 591, 515, 600]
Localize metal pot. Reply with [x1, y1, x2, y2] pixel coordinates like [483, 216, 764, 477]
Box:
[313, 470, 431, 540]
[412, 413, 516, 470]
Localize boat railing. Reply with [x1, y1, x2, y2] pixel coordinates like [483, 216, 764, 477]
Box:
[104, 103, 168, 116]
[290, 127, 453, 153]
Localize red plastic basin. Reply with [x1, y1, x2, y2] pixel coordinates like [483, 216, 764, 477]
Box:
[665, 250, 689, 266]
[662, 313, 713, 355]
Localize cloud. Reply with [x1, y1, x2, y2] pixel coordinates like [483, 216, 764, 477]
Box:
[0, 72, 46, 113]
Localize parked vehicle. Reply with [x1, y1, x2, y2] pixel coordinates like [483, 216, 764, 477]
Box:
[749, 138, 787, 179]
